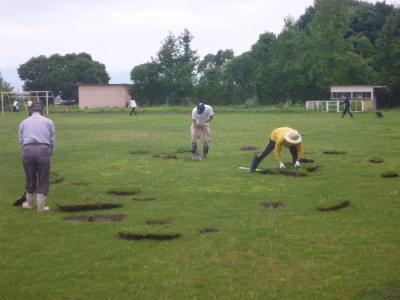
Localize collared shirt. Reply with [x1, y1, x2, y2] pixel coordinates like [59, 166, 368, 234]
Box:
[192, 104, 214, 126]
[18, 112, 56, 152]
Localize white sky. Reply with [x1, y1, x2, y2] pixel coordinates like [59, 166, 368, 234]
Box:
[1, 0, 399, 87]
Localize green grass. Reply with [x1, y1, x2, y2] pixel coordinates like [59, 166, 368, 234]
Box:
[0, 108, 399, 299]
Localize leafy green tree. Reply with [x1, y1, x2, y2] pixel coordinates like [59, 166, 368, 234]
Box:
[195, 49, 234, 105]
[18, 52, 109, 100]
[375, 9, 400, 106]
[0, 72, 13, 93]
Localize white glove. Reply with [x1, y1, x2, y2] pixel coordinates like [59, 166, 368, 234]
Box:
[279, 162, 286, 169]
[294, 160, 301, 168]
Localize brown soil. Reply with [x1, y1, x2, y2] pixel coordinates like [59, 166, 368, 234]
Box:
[262, 202, 286, 209]
[58, 203, 123, 212]
[381, 171, 399, 178]
[106, 188, 140, 195]
[200, 227, 220, 233]
[117, 232, 181, 241]
[146, 219, 172, 225]
[133, 197, 155, 202]
[323, 150, 346, 154]
[63, 214, 127, 222]
[317, 200, 350, 211]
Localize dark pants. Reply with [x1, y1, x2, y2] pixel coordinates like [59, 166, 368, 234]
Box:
[129, 108, 137, 116]
[342, 106, 353, 118]
[22, 144, 51, 195]
[250, 140, 298, 171]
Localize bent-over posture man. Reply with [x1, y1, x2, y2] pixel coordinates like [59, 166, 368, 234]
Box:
[191, 103, 214, 160]
[249, 127, 304, 172]
[18, 102, 55, 212]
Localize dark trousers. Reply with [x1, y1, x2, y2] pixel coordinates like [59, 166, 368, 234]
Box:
[22, 144, 51, 195]
[342, 106, 353, 118]
[129, 107, 137, 116]
[250, 140, 298, 170]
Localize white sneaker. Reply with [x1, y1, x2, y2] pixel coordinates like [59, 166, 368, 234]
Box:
[22, 201, 33, 209]
[38, 206, 50, 212]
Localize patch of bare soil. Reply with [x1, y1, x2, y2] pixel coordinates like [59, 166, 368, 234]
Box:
[317, 200, 350, 211]
[381, 171, 399, 178]
[262, 202, 286, 209]
[369, 157, 384, 163]
[58, 203, 123, 212]
[106, 187, 140, 195]
[240, 146, 257, 151]
[259, 169, 308, 177]
[64, 214, 127, 222]
[132, 197, 155, 202]
[146, 219, 172, 225]
[323, 150, 346, 155]
[200, 227, 220, 233]
[117, 232, 181, 241]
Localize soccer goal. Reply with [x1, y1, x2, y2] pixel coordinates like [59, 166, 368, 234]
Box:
[1, 91, 54, 115]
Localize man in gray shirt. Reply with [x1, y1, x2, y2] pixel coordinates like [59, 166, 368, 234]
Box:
[18, 102, 55, 212]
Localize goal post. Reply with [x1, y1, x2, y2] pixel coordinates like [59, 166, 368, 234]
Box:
[1, 91, 54, 115]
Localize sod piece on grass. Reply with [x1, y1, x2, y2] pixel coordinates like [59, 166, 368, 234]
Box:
[369, 157, 384, 163]
[381, 171, 399, 178]
[317, 200, 350, 211]
[299, 158, 315, 163]
[305, 164, 320, 172]
[58, 203, 123, 212]
[200, 227, 220, 233]
[106, 187, 141, 195]
[240, 146, 257, 151]
[261, 202, 286, 209]
[117, 231, 181, 241]
[50, 171, 64, 184]
[63, 214, 127, 222]
[323, 150, 346, 155]
[146, 219, 173, 225]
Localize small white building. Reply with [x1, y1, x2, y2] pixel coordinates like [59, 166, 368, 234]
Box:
[78, 84, 130, 109]
[330, 85, 386, 111]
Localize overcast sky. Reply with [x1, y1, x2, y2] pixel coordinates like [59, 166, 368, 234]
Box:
[1, 0, 399, 89]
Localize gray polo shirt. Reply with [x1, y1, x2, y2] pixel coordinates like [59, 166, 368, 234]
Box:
[18, 112, 56, 152]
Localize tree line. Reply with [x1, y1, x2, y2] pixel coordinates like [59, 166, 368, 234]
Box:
[9, 0, 400, 107]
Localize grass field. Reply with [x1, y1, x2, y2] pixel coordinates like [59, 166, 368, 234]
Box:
[0, 107, 399, 300]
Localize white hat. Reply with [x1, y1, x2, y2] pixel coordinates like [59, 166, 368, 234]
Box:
[284, 130, 302, 144]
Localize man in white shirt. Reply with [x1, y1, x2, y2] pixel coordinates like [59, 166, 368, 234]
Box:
[191, 103, 214, 160]
[129, 98, 138, 116]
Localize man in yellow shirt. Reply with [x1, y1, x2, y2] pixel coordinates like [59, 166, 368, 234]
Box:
[249, 127, 304, 172]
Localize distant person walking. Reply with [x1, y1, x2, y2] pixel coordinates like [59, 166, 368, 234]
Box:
[129, 98, 138, 116]
[191, 103, 214, 160]
[342, 96, 353, 118]
[249, 127, 304, 172]
[13, 100, 20, 112]
[18, 102, 56, 212]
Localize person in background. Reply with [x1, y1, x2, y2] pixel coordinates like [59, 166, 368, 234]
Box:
[342, 95, 353, 118]
[249, 127, 304, 172]
[191, 102, 214, 160]
[129, 98, 138, 116]
[13, 100, 20, 112]
[18, 102, 56, 212]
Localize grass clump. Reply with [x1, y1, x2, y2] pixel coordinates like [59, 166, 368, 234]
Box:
[317, 200, 350, 211]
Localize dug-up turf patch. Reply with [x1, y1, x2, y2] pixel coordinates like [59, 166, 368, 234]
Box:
[117, 231, 181, 241]
[132, 196, 155, 202]
[64, 214, 127, 223]
[381, 171, 399, 178]
[50, 171, 64, 184]
[106, 187, 141, 196]
[58, 203, 123, 212]
[129, 149, 150, 155]
[317, 200, 350, 211]
[299, 158, 315, 163]
[200, 227, 220, 234]
[152, 153, 177, 159]
[305, 164, 320, 172]
[259, 168, 308, 177]
[240, 146, 257, 151]
[369, 157, 384, 163]
[323, 150, 346, 155]
[262, 202, 286, 209]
